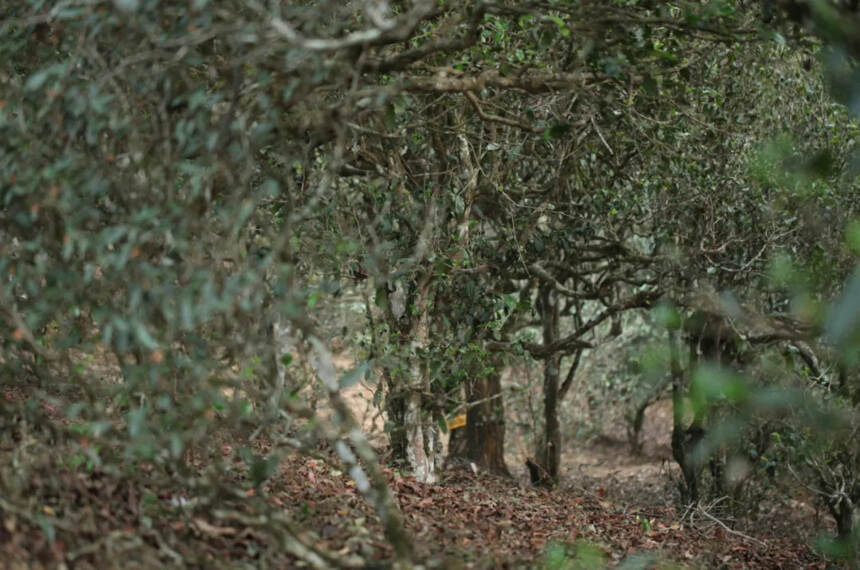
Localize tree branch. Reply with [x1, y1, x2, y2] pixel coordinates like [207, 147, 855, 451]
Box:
[464, 91, 544, 133]
[363, 3, 491, 72]
[527, 289, 661, 358]
[399, 69, 595, 94]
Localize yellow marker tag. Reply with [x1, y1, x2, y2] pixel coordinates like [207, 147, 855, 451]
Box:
[447, 414, 467, 430]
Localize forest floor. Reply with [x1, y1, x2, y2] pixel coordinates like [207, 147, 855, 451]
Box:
[271, 437, 828, 569]
[1, 355, 838, 569]
[270, 372, 832, 568]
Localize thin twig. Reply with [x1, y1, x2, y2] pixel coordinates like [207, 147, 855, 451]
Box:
[464, 91, 544, 133]
[590, 115, 613, 155]
[696, 504, 768, 548]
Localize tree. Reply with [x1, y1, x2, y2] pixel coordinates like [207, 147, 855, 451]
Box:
[2, 0, 859, 566]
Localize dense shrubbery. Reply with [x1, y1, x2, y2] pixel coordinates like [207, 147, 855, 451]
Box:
[1, 1, 859, 567]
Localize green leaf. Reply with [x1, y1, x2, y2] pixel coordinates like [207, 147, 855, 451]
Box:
[545, 123, 571, 139]
[132, 321, 159, 350]
[767, 254, 796, 287]
[113, 0, 141, 12]
[845, 219, 860, 254]
[690, 366, 749, 415]
[549, 16, 570, 38]
[169, 433, 184, 458]
[642, 74, 659, 97]
[653, 303, 681, 330]
[127, 406, 147, 439]
[339, 361, 370, 389]
[436, 412, 448, 434]
[249, 454, 279, 487]
[25, 70, 51, 91]
[25, 63, 69, 91]
[826, 267, 860, 347]
[36, 515, 56, 543]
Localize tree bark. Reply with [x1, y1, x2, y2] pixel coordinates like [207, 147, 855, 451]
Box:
[385, 275, 442, 483]
[404, 296, 442, 483]
[447, 423, 468, 458]
[628, 400, 648, 455]
[537, 286, 561, 486]
[672, 312, 742, 504]
[829, 497, 856, 541]
[385, 370, 409, 467]
[670, 329, 701, 504]
[464, 365, 511, 476]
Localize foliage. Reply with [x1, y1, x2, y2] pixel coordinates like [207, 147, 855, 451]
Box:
[1, 0, 859, 567]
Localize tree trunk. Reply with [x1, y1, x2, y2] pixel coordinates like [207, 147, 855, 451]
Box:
[627, 400, 648, 455]
[447, 423, 468, 458]
[669, 329, 700, 504]
[829, 497, 856, 541]
[386, 276, 442, 484]
[403, 385, 441, 483]
[464, 366, 511, 476]
[672, 311, 740, 503]
[268, 315, 293, 413]
[402, 309, 442, 482]
[537, 287, 561, 486]
[385, 371, 409, 467]
[540, 353, 562, 486]
[387, 381, 441, 484]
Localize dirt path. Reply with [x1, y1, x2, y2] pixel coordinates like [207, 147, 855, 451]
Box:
[557, 399, 832, 556]
[562, 400, 677, 508]
[331, 354, 831, 563]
